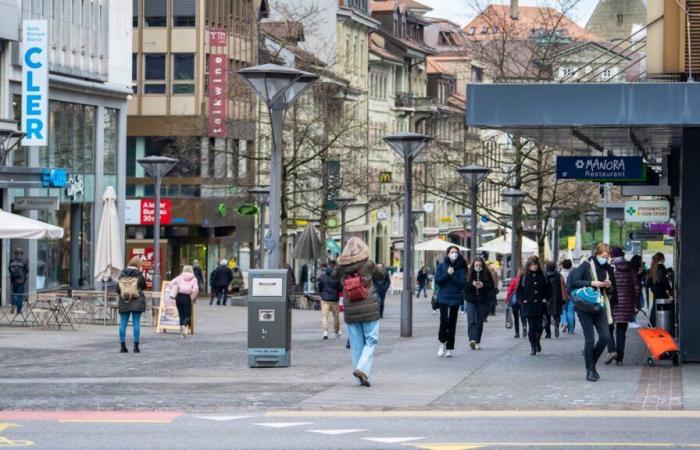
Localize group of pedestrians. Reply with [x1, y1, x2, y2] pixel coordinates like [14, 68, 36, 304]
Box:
[208, 260, 244, 306]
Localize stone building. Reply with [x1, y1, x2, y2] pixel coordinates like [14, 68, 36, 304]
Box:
[585, 0, 648, 42]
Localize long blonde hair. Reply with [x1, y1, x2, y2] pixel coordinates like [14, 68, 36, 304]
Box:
[649, 252, 665, 284]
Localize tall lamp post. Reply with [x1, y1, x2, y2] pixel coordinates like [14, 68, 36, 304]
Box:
[249, 186, 270, 269]
[137, 155, 178, 292]
[551, 206, 566, 264]
[239, 64, 319, 269]
[456, 211, 471, 249]
[384, 132, 432, 337]
[335, 196, 356, 248]
[585, 211, 601, 251]
[502, 189, 527, 278]
[457, 165, 491, 263]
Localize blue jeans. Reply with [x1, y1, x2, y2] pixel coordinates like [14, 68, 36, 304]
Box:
[119, 311, 142, 344]
[561, 301, 575, 334]
[11, 283, 26, 313]
[347, 320, 380, 383]
[417, 285, 428, 297]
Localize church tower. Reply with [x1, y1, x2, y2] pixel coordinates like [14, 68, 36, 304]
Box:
[585, 0, 647, 42]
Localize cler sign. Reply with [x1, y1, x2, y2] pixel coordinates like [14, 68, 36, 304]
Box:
[556, 156, 644, 181]
[21, 20, 48, 146]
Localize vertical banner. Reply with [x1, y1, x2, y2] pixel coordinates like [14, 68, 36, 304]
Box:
[207, 54, 228, 137]
[22, 20, 49, 146]
[209, 28, 227, 46]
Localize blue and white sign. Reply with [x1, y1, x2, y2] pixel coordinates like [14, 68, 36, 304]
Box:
[22, 20, 49, 147]
[556, 156, 644, 181]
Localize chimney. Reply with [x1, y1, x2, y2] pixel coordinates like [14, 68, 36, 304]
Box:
[510, 0, 519, 20]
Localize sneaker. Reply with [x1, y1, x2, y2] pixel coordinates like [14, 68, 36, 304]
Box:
[445, 350, 453, 358]
[432, 310, 437, 315]
[335, 331, 342, 338]
[561, 322, 568, 333]
[604, 352, 618, 365]
[629, 321, 641, 329]
[475, 343, 481, 350]
[10, 306, 15, 315]
[323, 331, 328, 340]
[438, 343, 446, 357]
[180, 326, 187, 338]
[469, 340, 476, 350]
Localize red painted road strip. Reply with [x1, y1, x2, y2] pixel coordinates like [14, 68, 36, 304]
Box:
[0, 411, 183, 422]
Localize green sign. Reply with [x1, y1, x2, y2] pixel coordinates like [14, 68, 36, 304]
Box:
[217, 203, 228, 217]
[327, 217, 339, 228]
[236, 204, 260, 216]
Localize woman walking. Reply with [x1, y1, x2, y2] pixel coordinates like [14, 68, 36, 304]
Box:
[517, 256, 550, 355]
[568, 243, 617, 382]
[434, 246, 467, 357]
[605, 248, 640, 365]
[505, 270, 527, 339]
[545, 261, 566, 338]
[464, 256, 495, 350]
[169, 265, 200, 337]
[116, 256, 147, 353]
[559, 259, 575, 335]
[333, 237, 386, 387]
[646, 252, 672, 327]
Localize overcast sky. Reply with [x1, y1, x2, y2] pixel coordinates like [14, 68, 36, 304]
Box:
[419, 0, 600, 27]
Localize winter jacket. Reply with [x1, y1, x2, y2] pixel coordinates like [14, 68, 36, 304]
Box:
[210, 266, 234, 289]
[169, 272, 200, 301]
[505, 275, 521, 305]
[464, 267, 495, 304]
[333, 255, 385, 324]
[231, 269, 244, 291]
[374, 275, 391, 301]
[116, 267, 148, 313]
[193, 266, 204, 286]
[612, 257, 640, 323]
[434, 256, 468, 307]
[546, 270, 564, 317]
[8, 257, 29, 286]
[417, 270, 429, 287]
[567, 258, 618, 308]
[318, 268, 342, 302]
[517, 269, 550, 317]
[646, 264, 672, 300]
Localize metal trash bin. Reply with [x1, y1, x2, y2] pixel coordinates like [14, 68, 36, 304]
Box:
[247, 269, 292, 368]
[655, 298, 674, 335]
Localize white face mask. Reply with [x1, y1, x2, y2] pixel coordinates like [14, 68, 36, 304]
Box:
[474, 266, 482, 272]
[448, 253, 458, 262]
[597, 256, 608, 266]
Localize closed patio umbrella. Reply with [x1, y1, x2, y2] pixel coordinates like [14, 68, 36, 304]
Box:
[94, 186, 123, 282]
[0, 209, 63, 239]
[293, 223, 324, 260]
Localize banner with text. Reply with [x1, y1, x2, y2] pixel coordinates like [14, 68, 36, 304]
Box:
[556, 156, 644, 181]
[22, 20, 49, 146]
[207, 54, 228, 137]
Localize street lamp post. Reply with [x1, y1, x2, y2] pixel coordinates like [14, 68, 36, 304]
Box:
[585, 211, 601, 251]
[457, 165, 491, 263]
[502, 189, 527, 278]
[456, 212, 471, 250]
[137, 155, 178, 292]
[384, 132, 432, 337]
[249, 186, 270, 269]
[239, 64, 319, 269]
[551, 206, 566, 264]
[334, 196, 356, 248]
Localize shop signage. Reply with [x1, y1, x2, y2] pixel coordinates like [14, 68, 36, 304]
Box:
[423, 227, 439, 235]
[439, 216, 452, 223]
[209, 28, 227, 46]
[236, 204, 259, 216]
[13, 196, 59, 211]
[377, 211, 388, 221]
[22, 20, 49, 146]
[556, 156, 644, 181]
[629, 231, 664, 241]
[327, 217, 339, 228]
[379, 171, 392, 183]
[140, 199, 172, 225]
[207, 53, 228, 137]
[624, 200, 670, 223]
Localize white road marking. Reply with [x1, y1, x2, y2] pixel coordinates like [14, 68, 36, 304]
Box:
[195, 416, 254, 421]
[363, 437, 426, 444]
[253, 422, 313, 428]
[306, 429, 367, 435]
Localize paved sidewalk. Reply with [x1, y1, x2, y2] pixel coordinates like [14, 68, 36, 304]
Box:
[0, 292, 695, 411]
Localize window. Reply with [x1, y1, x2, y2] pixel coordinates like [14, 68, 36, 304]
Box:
[132, 53, 139, 94]
[481, 26, 488, 34]
[467, 27, 475, 36]
[617, 14, 623, 25]
[471, 66, 483, 82]
[173, 0, 195, 27]
[103, 108, 119, 186]
[173, 53, 195, 94]
[133, 0, 139, 27]
[144, 53, 166, 94]
[144, 0, 166, 27]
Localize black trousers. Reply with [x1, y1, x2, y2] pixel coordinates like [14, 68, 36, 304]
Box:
[526, 316, 543, 348]
[607, 322, 629, 361]
[544, 314, 560, 337]
[217, 287, 229, 305]
[577, 309, 610, 369]
[511, 304, 527, 335]
[175, 293, 192, 327]
[438, 304, 460, 350]
[466, 302, 490, 343]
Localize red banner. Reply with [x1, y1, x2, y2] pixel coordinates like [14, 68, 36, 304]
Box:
[129, 247, 160, 290]
[209, 28, 227, 46]
[140, 199, 172, 225]
[207, 54, 228, 137]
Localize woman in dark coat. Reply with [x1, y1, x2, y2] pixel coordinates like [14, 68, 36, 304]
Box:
[464, 256, 495, 350]
[545, 261, 565, 338]
[434, 246, 467, 357]
[646, 252, 672, 327]
[517, 256, 550, 355]
[115, 256, 148, 353]
[606, 247, 641, 366]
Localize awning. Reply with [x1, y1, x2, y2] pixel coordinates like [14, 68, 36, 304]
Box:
[0, 209, 64, 239]
[478, 233, 541, 256]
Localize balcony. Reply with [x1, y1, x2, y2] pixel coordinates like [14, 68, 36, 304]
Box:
[394, 92, 415, 108]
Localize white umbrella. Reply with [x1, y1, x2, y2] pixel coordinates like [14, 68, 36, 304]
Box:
[94, 186, 123, 282]
[414, 237, 468, 252]
[0, 209, 63, 239]
[478, 232, 540, 255]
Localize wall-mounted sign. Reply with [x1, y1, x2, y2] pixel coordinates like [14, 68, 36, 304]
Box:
[209, 28, 227, 46]
[439, 216, 452, 223]
[379, 171, 392, 183]
[377, 211, 388, 221]
[207, 53, 228, 137]
[423, 227, 439, 236]
[624, 200, 670, 223]
[13, 196, 59, 211]
[141, 199, 172, 225]
[236, 204, 259, 216]
[556, 156, 644, 181]
[629, 231, 664, 241]
[327, 217, 339, 228]
[22, 20, 48, 146]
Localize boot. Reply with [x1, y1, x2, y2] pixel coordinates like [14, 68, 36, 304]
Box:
[592, 366, 600, 381]
[530, 344, 537, 356]
[586, 368, 597, 382]
[133, 343, 140, 353]
[120, 343, 128, 353]
[514, 332, 520, 338]
[555, 326, 560, 338]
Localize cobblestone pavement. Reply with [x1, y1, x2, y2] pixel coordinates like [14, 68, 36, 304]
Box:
[0, 293, 693, 411]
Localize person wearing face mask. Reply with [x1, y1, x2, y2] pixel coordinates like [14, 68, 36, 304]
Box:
[464, 256, 495, 350]
[516, 256, 551, 355]
[434, 246, 468, 357]
[568, 243, 618, 382]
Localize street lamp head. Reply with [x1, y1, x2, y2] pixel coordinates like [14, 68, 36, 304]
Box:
[383, 132, 432, 160]
[584, 211, 601, 223]
[501, 188, 527, 207]
[137, 155, 178, 178]
[457, 165, 491, 187]
[248, 186, 270, 204]
[335, 196, 356, 210]
[238, 64, 319, 108]
[456, 212, 471, 223]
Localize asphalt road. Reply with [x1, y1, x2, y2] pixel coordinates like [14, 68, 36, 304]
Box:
[2, 410, 699, 449]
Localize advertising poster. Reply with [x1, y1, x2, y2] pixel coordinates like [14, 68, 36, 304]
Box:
[155, 281, 195, 335]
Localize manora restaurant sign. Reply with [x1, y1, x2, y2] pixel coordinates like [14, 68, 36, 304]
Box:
[22, 20, 48, 146]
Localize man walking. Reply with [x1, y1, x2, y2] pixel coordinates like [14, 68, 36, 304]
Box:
[210, 260, 234, 305]
[317, 262, 342, 339]
[9, 248, 29, 315]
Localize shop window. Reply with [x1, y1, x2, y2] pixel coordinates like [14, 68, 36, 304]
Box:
[172, 53, 195, 94]
[173, 0, 196, 26]
[132, 53, 139, 94]
[144, 0, 167, 27]
[43, 101, 96, 173]
[144, 54, 166, 94]
[104, 108, 119, 176]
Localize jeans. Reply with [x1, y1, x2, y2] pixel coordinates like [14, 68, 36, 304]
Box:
[417, 285, 428, 298]
[577, 309, 610, 369]
[438, 304, 460, 350]
[347, 320, 380, 383]
[321, 300, 341, 334]
[119, 311, 142, 344]
[175, 294, 192, 328]
[527, 316, 543, 348]
[217, 287, 229, 306]
[607, 322, 629, 361]
[11, 283, 25, 313]
[511, 303, 527, 335]
[466, 302, 490, 343]
[561, 301, 575, 334]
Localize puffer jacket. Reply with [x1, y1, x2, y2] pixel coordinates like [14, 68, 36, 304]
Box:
[170, 272, 200, 300]
[116, 267, 147, 313]
[435, 256, 467, 307]
[318, 268, 342, 302]
[612, 257, 640, 323]
[333, 256, 385, 324]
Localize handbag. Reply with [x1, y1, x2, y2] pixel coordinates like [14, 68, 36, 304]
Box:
[572, 287, 603, 314]
[430, 293, 439, 310]
[508, 291, 519, 307]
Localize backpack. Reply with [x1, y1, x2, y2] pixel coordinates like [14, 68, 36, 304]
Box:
[118, 276, 140, 301]
[343, 273, 367, 303]
[9, 262, 24, 281]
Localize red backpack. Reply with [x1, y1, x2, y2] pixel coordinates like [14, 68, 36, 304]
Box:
[343, 273, 367, 302]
